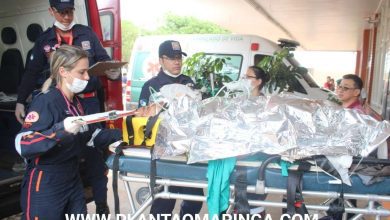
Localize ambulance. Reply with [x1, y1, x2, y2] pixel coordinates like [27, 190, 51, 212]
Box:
[125, 34, 329, 109]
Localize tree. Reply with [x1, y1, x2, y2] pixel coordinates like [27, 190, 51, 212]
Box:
[258, 48, 302, 93]
[121, 20, 149, 62]
[153, 13, 230, 34]
[183, 52, 232, 98]
[121, 13, 230, 61]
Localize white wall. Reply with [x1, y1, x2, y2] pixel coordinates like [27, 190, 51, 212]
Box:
[372, 0, 390, 118]
[293, 51, 357, 88]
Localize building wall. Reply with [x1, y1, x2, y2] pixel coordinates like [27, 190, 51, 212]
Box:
[370, 0, 390, 119]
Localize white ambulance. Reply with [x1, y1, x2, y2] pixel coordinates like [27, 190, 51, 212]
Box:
[125, 34, 328, 109]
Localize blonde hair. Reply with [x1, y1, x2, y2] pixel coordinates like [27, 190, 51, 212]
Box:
[42, 45, 88, 92]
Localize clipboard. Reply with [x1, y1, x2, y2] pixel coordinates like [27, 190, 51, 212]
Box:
[88, 61, 128, 76]
[77, 109, 138, 124]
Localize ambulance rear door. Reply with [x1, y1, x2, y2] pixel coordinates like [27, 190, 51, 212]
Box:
[96, 0, 123, 128]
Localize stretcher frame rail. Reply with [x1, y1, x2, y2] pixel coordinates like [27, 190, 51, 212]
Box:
[118, 173, 390, 220]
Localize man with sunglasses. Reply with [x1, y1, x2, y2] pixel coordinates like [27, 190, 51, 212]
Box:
[15, 0, 119, 216]
[336, 74, 365, 113]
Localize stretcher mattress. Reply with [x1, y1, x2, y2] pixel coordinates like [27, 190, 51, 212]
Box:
[106, 148, 390, 195]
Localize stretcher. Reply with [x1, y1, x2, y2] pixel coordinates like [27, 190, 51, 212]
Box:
[106, 147, 390, 219]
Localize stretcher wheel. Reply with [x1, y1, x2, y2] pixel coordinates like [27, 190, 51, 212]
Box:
[136, 186, 150, 205]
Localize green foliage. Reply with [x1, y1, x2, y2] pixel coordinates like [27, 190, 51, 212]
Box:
[327, 93, 342, 105]
[153, 13, 231, 34]
[258, 48, 302, 94]
[183, 52, 232, 98]
[121, 20, 141, 62]
[121, 13, 230, 63]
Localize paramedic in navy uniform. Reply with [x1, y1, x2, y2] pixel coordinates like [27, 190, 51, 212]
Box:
[15, 45, 121, 220]
[139, 40, 204, 219]
[14, 0, 119, 215]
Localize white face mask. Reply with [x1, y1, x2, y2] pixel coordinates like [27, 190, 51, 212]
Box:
[224, 78, 255, 95]
[162, 68, 181, 78]
[66, 76, 88, 94]
[54, 20, 76, 31]
[241, 78, 255, 91]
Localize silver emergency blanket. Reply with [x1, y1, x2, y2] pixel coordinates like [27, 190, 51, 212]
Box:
[153, 93, 390, 163]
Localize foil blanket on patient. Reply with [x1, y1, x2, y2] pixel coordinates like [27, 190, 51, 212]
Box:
[152, 93, 390, 163]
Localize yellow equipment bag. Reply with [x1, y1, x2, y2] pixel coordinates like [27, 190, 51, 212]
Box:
[122, 116, 161, 147]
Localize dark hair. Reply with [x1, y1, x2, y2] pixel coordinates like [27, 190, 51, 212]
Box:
[342, 74, 363, 90]
[248, 66, 269, 91]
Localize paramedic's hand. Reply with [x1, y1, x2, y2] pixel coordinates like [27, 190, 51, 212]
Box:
[104, 68, 121, 80]
[15, 103, 26, 124]
[64, 116, 86, 134]
[136, 102, 165, 117]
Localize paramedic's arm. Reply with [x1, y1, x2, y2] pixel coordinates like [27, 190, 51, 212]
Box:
[15, 40, 46, 123]
[138, 81, 151, 107]
[15, 96, 75, 159]
[15, 122, 75, 159]
[87, 128, 122, 150]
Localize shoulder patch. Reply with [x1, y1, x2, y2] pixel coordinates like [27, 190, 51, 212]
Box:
[43, 45, 51, 53]
[25, 111, 39, 123]
[81, 41, 91, 50]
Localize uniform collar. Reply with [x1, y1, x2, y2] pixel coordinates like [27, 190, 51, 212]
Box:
[346, 99, 362, 109]
[346, 99, 365, 114]
[157, 69, 182, 84]
[48, 24, 84, 41]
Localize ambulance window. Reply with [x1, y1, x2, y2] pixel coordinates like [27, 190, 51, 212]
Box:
[254, 54, 270, 66]
[205, 54, 243, 81]
[255, 54, 307, 94]
[99, 12, 114, 58]
[288, 57, 319, 88]
[100, 12, 113, 41]
[289, 77, 307, 94]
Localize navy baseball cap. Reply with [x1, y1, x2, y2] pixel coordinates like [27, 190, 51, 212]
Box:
[49, 0, 74, 12]
[159, 40, 187, 58]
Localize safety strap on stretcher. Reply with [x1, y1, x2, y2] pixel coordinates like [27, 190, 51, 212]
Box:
[286, 162, 311, 216]
[112, 109, 164, 216]
[283, 157, 345, 218]
[112, 142, 129, 215]
[234, 166, 250, 214]
[233, 154, 346, 218]
[144, 112, 163, 199]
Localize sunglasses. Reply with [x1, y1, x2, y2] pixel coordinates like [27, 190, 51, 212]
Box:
[336, 85, 356, 92]
[243, 75, 257, 79]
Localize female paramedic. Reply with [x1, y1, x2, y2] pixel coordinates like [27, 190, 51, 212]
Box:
[242, 66, 269, 216]
[244, 65, 269, 97]
[15, 45, 121, 220]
